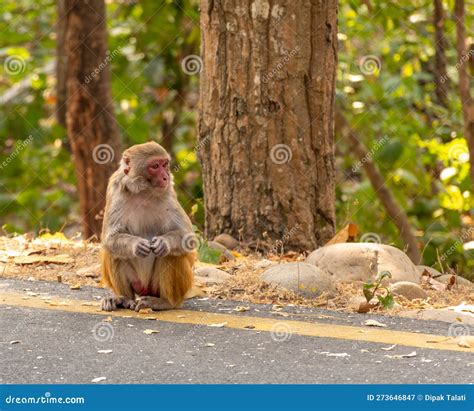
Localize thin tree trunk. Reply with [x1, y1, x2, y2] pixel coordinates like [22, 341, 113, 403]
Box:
[433, 0, 449, 106]
[454, 0, 474, 187]
[56, 0, 68, 128]
[336, 109, 422, 264]
[64, 0, 121, 239]
[198, 0, 337, 251]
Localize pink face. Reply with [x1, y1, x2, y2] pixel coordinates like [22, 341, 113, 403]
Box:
[146, 156, 170, 189]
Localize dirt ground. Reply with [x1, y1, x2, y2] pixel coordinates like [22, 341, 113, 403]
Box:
[0, 233, 472, 316]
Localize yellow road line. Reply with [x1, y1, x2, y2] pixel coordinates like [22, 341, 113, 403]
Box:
[0, 291, 471, 353]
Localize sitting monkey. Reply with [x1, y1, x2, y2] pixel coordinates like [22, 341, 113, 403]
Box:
[100, 141, 195, 311]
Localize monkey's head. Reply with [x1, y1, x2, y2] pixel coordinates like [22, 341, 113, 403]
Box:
[121, 142, 171, 192]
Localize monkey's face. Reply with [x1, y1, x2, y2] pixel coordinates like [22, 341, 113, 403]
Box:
[146, 157, 170, 189]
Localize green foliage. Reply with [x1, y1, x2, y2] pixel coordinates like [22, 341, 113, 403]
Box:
[363, 271, 395, 310]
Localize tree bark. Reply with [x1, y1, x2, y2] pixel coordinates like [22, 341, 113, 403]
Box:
[65, 0, 121, 239]
[454, 0, 474, 187]
[56, 0, 68, 127]
[198, 0, 337, 251]
[433, 0, 449, 106]
[335, 109, 422, 264]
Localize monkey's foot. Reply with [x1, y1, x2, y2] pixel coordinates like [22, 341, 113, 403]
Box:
[135, 296, 173, 312]
[101, 296, 137, 312]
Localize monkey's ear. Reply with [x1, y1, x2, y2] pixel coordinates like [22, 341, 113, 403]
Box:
[122, 156, 130, 174]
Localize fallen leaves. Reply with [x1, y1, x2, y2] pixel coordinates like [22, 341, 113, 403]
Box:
[143, 329, 159, 335]
[97, 349, 113, 354]
[234, 306, 250, 312]
[12, 254, 74, 265]
[364, 319, 387, 328]
[91, 377, 106, 383]
[384, 351, 417, 359]
[207, 322, 227, 328]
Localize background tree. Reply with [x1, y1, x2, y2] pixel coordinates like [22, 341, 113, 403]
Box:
[198, 0, 338, 251]
[64, 0, 121, 239]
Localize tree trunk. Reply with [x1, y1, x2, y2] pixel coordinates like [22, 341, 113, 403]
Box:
[335, 109, 422, 264]
[56, 0, 68, 128]
[198, 0, 337, 251]
[454, 0, 474, 187]
[433, 0, 449, 106]
[64, 0, 121, 239]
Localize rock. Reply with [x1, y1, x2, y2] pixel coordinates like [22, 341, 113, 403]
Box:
[306, 243, 419, 284]
[260, 262, 335, 298]
[207, 241, 235, 261]
[213, 234, 239, 250]
[390, 281, 428, 301]
[255, 259, 273, 269]
[194, 267, 231, 285]
[77, 263, 101, 278]
[437, 274, 474, 288]
[417, 265, 443, 277]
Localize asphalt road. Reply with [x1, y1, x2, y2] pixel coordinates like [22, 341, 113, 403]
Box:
[0, 278, 473, 384]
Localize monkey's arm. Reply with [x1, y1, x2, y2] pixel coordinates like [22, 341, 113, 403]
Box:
[103, 231, 151, 259]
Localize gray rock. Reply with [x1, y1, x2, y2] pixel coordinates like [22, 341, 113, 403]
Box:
[390, 281, 428, 301]
[261, 262, 335, 298]
[213, 234, 239, 250]
[194, 267, 231, 285]
[437, 274, 473, 288]
[306, 243, 420, 284]
[207, 241, 235, 261]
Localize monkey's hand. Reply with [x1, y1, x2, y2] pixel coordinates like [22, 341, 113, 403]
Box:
[151, 236, 170, 257]
[133, 238, 151, 257]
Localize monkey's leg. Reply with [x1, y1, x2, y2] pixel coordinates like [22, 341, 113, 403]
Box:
[101, 256, 137, 311]
[135, 253, 195, 311]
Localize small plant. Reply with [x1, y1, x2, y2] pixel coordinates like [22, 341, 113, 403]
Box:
[359, 271, 394, 312]
[191, 225, 222, 264]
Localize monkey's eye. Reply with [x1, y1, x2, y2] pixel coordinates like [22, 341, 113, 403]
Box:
[151, 164, 160, 169]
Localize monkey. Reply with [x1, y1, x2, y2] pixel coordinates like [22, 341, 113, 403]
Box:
[100, 141, 195, 312]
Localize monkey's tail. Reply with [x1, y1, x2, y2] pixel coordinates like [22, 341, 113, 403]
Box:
[159, 253, 195, 307]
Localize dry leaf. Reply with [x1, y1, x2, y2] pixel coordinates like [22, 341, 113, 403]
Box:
[70, 284, 81, 290]
[421, 269, 447, 291]
[234, 306, 250, 312]
[97, 350, 113, 354]
[138, 308, 154, 314]
[104, 316, 112, 322]
[91, 377, 106, 383]
[326, 223, 358, 245]
[205, 343, 215, 347]
[208, 322, 227, 328]
[381, 344, 397, 351]
[13, 254, 74, 265]
[364, 319, 387, 327]
[385, 351, 417, 359]
[143, 329, 159, 335]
